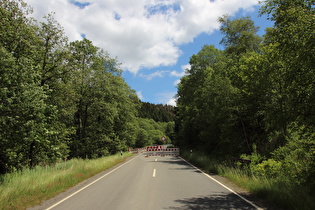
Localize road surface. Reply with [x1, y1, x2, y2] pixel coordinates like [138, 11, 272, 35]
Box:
[30, 155, 262, 210]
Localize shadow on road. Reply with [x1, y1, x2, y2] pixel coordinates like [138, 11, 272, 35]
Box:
[147, 156, 202, 173]
[167, 193, 257, 210]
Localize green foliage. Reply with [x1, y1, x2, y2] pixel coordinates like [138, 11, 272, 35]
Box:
[135, 102, 175, 148]
[251, 159, 281, 178]
[176, 2, 315, 207]
[134, 118, 173, 148]
[0, 0, 141, 173]
[176, 45, 234, 153]
[0, 1, 65, 171]
[240, 145, 264, 166]
[218, 15, 262, 56]
[180, 149, 220, 174]
[272, 123, 315, 187]
[176, 1, 315, 154]
[138, 102, 175, 122]
[261, 0, 315, 118]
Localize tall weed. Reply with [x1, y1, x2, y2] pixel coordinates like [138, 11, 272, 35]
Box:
[181, 150, 315, 210]
[0, 153, 132, 210]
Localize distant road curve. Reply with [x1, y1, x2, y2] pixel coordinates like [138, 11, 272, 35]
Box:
[29, 155, 263, 210]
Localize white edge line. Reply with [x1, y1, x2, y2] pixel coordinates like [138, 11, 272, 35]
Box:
[46, 155, 140, 210]
[179, 157, 263, 210]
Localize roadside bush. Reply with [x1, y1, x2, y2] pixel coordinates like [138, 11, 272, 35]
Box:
[251, 159, 281, 177]
[238, 144, 264, 174]
[272, 123, 315, 187]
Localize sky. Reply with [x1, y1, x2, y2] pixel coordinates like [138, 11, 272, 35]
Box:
[24, 0, 274, 106]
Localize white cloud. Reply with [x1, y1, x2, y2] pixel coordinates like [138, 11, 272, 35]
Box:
[157, 92, 177, 106]
[141, 63, 189, 80]
[170, 70, 184, 77]
[140, 70, 169, 80]
[136, 91, 144, 100]
[167, 98, 177, 106]
[181, 63, 191, 72]
[25, 0, 259, 74]
[170, 63, 190, 77]
[174, 79, 181, 86]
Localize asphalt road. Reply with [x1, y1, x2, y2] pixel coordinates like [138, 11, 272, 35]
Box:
[30, 155, 262, 210]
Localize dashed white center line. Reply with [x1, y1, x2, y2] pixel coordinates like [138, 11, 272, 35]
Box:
[155, 158, 157, 162]
[153, 169, 156, 177]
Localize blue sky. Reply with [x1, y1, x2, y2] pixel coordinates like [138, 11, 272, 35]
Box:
[25, 0, 274, 106]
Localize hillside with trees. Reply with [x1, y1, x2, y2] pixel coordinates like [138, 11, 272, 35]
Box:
[175, 0, 315, 202]
[135, 102, 175, 148]
[138, 102, 175, 122]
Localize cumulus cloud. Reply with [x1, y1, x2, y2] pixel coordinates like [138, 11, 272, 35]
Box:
[170, 70, 184, 77]
[167, 98, 177, 106]
[136, 90, 144, 100]
[157, 92, 177, 106]
[140, 70, 169, 80]
[174, 79, 181, 86]
[25, 0, 259, 74]
[140, 63, 189, 81]
[170, 63, 190, 77]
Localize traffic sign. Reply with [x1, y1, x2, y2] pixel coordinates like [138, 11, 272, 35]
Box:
[161, 136, 166, 141]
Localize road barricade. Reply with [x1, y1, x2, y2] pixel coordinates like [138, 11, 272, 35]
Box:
[143, 147, 180, 157]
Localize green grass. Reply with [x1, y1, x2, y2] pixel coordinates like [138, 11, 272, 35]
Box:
[0, 153, 133, 210]
[181, 150, 315, 210]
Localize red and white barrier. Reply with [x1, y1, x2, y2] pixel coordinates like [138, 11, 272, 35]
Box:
[146, 148, 179, 152]
[145, 153, 178, 157]
[144, 147, 180, 157]
[130, 146, 180, 156]
[146, 146, 162, 151]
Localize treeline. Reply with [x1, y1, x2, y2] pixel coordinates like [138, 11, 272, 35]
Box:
[0, 0, 173, 174]
[138, 102, 175, 122]
[136, 102, 176, 147]
[135, 118, 174, 148]
[176, 0, 315, 190]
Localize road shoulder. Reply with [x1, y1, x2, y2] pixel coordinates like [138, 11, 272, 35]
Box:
[27, 155, 138, 210]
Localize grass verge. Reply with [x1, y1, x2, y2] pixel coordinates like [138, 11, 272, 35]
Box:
[181, 150, 315, 210]
[0, 153, 133, 210]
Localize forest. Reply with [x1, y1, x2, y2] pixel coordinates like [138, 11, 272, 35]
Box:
[138, 102, 175, 122]
[0, 0, 174, 174]
[176, 0, 315, 196]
